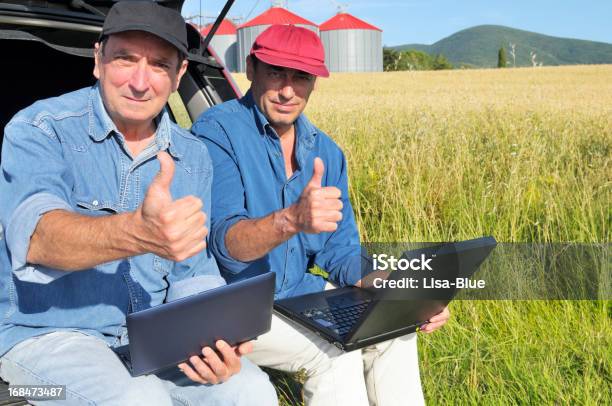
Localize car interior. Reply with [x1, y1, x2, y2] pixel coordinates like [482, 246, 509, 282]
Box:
[0, 30, 96, 154]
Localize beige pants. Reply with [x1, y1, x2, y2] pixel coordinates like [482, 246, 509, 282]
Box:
[247, 285, 425, 406]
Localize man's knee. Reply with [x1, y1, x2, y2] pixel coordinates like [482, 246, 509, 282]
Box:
[225, 359, 278, 405]
[120, 377, 173, 406]
[250, 315, 346, 377]
[0, 332, 175, 406]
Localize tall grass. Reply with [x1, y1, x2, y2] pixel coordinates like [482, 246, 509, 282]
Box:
[202, 66, 611, 404]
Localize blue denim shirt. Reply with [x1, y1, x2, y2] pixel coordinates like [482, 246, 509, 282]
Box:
[0, 84, 223, 356]
[191, 91, 364, 299]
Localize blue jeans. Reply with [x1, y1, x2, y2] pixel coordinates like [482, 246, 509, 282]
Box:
[0, 331, 277, 405]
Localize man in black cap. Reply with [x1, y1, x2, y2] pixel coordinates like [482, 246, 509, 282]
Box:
[0, 1, 277, 404]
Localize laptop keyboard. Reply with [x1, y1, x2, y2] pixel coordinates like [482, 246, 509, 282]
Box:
[301, 299, 371, 337]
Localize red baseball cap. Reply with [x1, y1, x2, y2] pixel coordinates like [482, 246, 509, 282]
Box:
[250, 24, 330, 77]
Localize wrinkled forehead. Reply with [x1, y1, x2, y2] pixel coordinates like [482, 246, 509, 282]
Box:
[104, 31, 179, 60]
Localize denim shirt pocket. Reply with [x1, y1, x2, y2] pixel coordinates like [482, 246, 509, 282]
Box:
[174, 159, 210, 175]
[174, 159, 212, 187]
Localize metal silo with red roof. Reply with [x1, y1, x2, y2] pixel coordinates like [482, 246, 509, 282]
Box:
[201, 19, 238, 72]
[237, 4, 319, 72]
[320, 12, 382, 72]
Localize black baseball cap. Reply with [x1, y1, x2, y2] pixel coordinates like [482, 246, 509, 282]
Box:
[100, 1, 188, 55]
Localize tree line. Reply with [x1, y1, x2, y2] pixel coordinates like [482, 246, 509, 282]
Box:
[383, 48, 453, 71]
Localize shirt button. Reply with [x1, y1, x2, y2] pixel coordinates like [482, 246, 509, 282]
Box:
[290, 247, 295, 254]
[92, 200, 99, 206]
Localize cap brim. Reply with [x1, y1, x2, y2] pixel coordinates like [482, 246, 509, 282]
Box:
[102, 24, 188, 56]
[253, 50, 329, 78]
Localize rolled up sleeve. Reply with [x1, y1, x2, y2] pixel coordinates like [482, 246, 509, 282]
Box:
[7, 193, 72, 271]
[191, 118, 251, 274]
[0, 119, 74, 280]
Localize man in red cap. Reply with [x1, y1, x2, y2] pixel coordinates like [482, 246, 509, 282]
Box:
[193, 24, 449, 405]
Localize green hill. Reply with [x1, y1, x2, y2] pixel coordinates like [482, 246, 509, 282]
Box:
[391, 25, 612, 67]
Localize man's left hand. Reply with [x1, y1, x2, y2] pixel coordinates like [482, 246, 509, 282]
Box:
[178, 340, 253, 384]
[354, 278, 451, 333]
[419, 306, 450, 334]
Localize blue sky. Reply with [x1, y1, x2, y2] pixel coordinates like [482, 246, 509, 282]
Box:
[182, 0, 612, 46]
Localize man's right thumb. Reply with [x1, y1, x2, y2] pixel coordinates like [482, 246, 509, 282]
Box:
[154, 151, 175, 191]
[309, 157, 324, 187]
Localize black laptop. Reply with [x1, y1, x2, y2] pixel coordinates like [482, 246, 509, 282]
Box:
[274, 237, 496, 351]
[114, 272, 275, 376]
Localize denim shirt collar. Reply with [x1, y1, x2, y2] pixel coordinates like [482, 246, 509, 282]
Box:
[87, 83, 181, 158]
[241, 90, 268, 136]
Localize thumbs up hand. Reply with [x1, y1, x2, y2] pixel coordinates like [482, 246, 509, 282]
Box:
[136, 152, 208, 262]
[308, 157, 325, 188]
[289, 157, 343, 234]
[142, 151, 175, 214]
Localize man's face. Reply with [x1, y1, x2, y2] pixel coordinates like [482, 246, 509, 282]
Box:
[93, 31, 187, 131]
[246, 57, 316, 134]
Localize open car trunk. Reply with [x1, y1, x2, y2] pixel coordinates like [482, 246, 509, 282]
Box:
[0, 30, 97, 148]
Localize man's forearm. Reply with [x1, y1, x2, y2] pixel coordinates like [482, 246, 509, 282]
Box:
[225, 207, 298, 262]
[224, 167, 345, 262]
[27, 209, 146, 271]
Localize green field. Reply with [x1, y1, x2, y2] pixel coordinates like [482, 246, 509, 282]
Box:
[174, 65, 611, 404]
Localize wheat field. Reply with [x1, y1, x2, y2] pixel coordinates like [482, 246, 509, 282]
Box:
[177, 65, 611, 404]
[233, 66, 611, 244]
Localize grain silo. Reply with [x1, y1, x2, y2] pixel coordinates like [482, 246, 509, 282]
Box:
[201, 19, 238, 72]
[236, 6, 319, 72]
[320, 13, 382, 72]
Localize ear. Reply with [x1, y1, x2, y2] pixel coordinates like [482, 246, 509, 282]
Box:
[246, 55, 254, 82]
[173, 59, 189, 92]
[93, 42, 101, 79]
